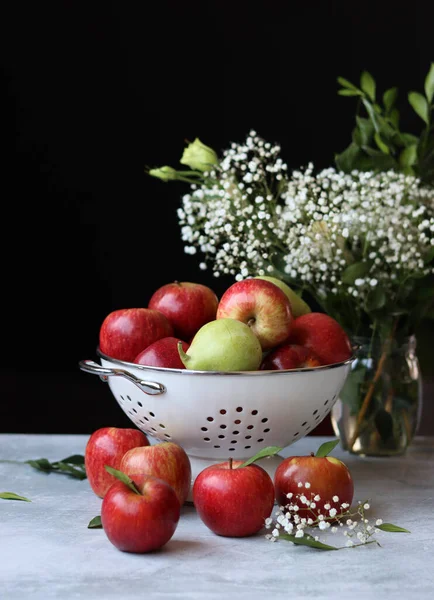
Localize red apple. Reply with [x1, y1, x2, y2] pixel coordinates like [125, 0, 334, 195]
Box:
[148, 281, 219, 341]
[99, 308, 174, 362]
[216, 278, 293, 351]
[133, 336, 190, 369]
[288, 312, 352, 366]
[84, 427, 150, 498]
[260, 343, 321, 370]
[274, 453, 354, 520]
[101, 472, 181, 553]
[120, 441, 192, 506]
[192, 459, 275, 537]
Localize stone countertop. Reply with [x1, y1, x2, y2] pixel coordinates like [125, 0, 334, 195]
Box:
[1, 434, 433, 600]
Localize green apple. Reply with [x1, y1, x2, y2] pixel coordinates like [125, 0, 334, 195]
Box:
[177, 318, 262, 371]
[255, 275, 311, 318]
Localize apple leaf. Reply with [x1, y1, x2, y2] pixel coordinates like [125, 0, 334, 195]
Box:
[26, 455, 87, 480]
[315, 438, 340, 457]
[88, 515, 103, 529]
[279, 533, 339, 551]
[376, 523, 410, 533]
[238, 446, 283, 468]
[104, 465, 141, 495]
[0, 492, 31, 502]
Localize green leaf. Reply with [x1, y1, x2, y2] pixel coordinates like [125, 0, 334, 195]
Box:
[339, 365, 367, 416]
[374, 132, 390, 154]
[337, 76, 359, 91]
[238, 446, 283, 468]
[424, 63, 434, 103]
[424, 246, 434, 264]
[383, 87, 398, 113]
[354, 117, 374, 146]
[26, 455, 87, 479]
[57, 455, 85, 466]
[88, 515, 103, 529]
[342, 261, 371, 285]
[365, 286, 386, 312]
[279, 533, 339, 551]
[362, 99, 379, 132]
[408, 92, 429, 124]
[360, 71, 376, 101]
[399, 133, 419, 146]
[338, 89, 363, 97]
[54, 462, 87, 480]
[389, 108, 400, 128]
[315, 438, 340, 457]
[399, 144, 418, 169]
[104, 466, 141, 494]
[0, 492, 31, 502]
[377, 523, 410, 533]
[335, 143, 361, 173]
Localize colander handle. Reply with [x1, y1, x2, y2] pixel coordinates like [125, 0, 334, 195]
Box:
[78, 360, 166, 395]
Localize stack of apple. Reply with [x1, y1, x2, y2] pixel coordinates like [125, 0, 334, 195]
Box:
[98, 275, 353, 371]
[84, 425, 354, 553]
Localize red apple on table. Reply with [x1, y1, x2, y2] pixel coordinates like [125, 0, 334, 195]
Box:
[288, 312, 352, 366]
[84, 427, 150, 498]
[101, 472, 181, 553]
[216, 278, 293, 351]
[260, 343, 322, 370]
[274, 451, 354, 520]
[193, 458, 275, 537]
[120, 441, 192, 506]
[99, 308, 174, 362]
[133, 336, 190, 369]
[148, 281, 219, 341]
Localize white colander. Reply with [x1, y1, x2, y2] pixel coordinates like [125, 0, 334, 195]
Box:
[79, 348, 356, 499]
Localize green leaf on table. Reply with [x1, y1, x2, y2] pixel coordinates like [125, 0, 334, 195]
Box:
[238, 446, 283, 468]
[104, 466, 141, 494]
[377, 523, 410, 533]
[315, 438, 340, 457]
[26, 455, 87, 480]
[424, 62, 434, 103]
[360, 71, 376, 102]
[0, 492, 31, 502]
[279, 533, 338, 551]
[88, 515, 103, 529]
[408, 92, 429, 124]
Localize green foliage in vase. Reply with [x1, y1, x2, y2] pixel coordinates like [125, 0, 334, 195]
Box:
[335, 64, 434, 187]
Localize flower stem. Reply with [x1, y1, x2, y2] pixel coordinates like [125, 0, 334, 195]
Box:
[348, 320, 398, 451]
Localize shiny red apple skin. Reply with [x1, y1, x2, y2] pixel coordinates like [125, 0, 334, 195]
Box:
[216, 278, 293, 351]
[101, 472, 181, 553]
[260, 343, 321, 370]
[274, 454, 354, 519]
[84, 427, 150, 498]
[288, 312, 352, 366]
[133, 336, 190, 369]
[99, 308, 174, 363]
[192, 460, 275, 537]
[148, 281, 219, 341]
[120, 441, 192, 506]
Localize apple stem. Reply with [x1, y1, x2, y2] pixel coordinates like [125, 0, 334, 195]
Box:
[229, 458, 233, 469]
[310, 452, 314, 457]
[247, 317, 256, 327]
[177, 341, 190, 368]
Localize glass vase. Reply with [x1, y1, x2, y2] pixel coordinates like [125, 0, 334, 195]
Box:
[331, 334, 423, 456]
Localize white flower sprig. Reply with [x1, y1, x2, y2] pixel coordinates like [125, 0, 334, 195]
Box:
[265, 486, 410, 551]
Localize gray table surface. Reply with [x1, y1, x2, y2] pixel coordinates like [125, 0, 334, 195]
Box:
[1, 434, 433, 600]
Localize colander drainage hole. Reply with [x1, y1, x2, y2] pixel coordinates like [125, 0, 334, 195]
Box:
[294, 431, 300, 437]
[132, 408, 137, 414]
[324, 399, 329, 406]
[164, 434, 171, 439]
[233, 430, 239, 435]
[151, 427, 157, 432]
[245, 435, 252, 439]
[247, 425, 254, 430]
[119, 395, 124, 402]
[261, 418, 268, 423]
[144, 416, 149, 422]
[149, 411, 155, 417]
[201, 427, 208, 431]
[301, 421, 307, 427]
[257, 438, 264, 442]
[231, 440, 237, 444]
[220, 424, 227, 429]
[220, 409, 227, 414]
[234, 419, 241, 424]
[203, 437, 210, 441]
[236, 407, 243, 412]
[313, 409, 318, 415]
[214, 445, 220, 448]
[207, 417, 214, 422]
[228, 448, 235, 452]
[218, 435, 225, 439]
[245, 445, 251, 449]
[251, 410, 258, 415]
[127, 396, 132, 402]
[137, 401, 143, 407]
[263, 428, 270, 433]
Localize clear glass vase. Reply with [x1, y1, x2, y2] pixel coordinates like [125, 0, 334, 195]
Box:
[331, 334, 423, 456]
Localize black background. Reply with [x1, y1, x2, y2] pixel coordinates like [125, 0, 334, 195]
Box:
[1, 0, 433, 434]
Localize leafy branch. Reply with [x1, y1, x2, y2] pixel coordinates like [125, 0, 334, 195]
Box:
[335, 64, 434, 186]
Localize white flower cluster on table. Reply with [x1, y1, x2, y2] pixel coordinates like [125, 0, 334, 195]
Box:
[177, 130, 434, 305]
[265, 482, 386, 550]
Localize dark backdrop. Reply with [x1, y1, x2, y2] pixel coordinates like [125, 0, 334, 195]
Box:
[1, 0, 433, 434]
